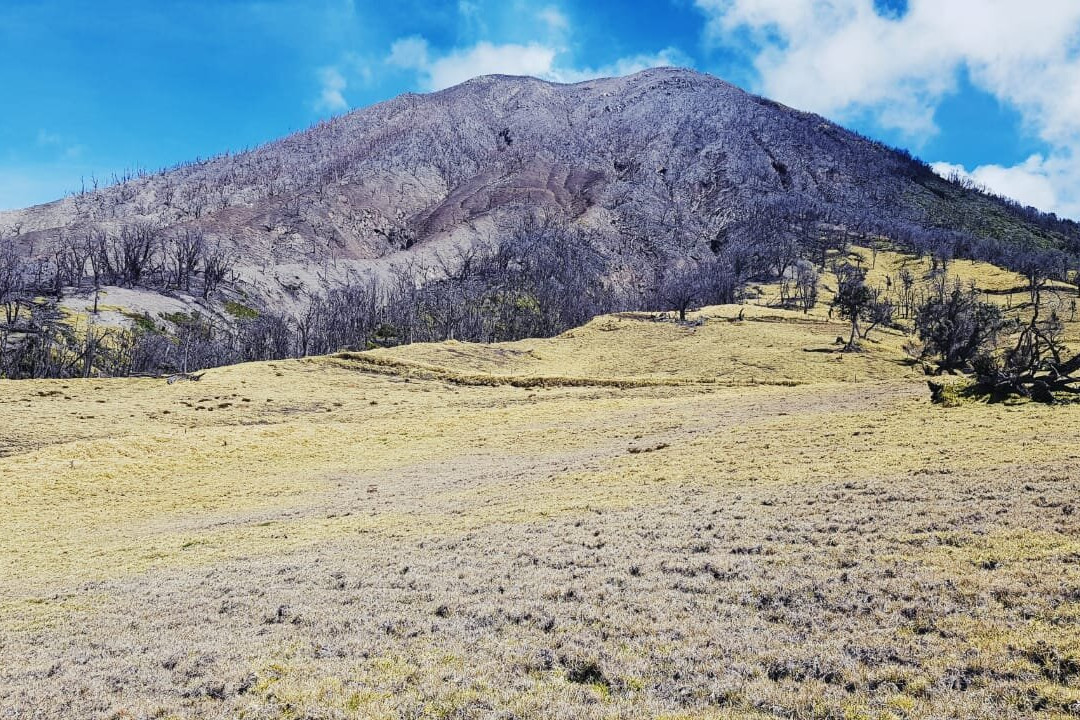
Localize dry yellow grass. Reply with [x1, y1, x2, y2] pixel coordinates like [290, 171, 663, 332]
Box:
[749, 244, 1080, 353]
[3, 261, 1080, 719]
[361, 303, 915, 386]
[752, 244, 1076, 309]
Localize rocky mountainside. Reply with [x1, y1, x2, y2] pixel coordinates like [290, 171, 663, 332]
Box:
[4, 67, 1077, 314]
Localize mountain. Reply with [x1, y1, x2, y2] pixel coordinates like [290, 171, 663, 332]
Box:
[4, 68, 1076, 298]
[1, 67, 1078, 378]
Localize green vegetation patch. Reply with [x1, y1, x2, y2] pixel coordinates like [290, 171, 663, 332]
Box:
[224, 301, 259, 320]
[121, 311, 160, 334]
[160, 311, 193, 325]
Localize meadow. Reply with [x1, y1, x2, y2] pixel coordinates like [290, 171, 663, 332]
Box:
[2, 250, 1079, 719]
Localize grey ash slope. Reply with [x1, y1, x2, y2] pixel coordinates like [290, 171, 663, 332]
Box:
[3, 67, 1074, 305]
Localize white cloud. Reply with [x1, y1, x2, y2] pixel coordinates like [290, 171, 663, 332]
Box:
[34, 129, 84, 161]
[538, 6, 569, 32]
[933, 154, 1080, 220]
[387, 35, 430, 70]
[380, 0, 690, 91]
[456, 0, 487, 37]
[36, 129, 63, 147]
[386, 38, 691, 92]
[315, 66, 348, 112]
[695, 0, 1080, 216]
[458, 0, 481, 21]
[392, 41, 558, 91]
[552, 47, 693, 83]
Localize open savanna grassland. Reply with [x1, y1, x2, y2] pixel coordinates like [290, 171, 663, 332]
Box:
[3, 257, 1080, 720]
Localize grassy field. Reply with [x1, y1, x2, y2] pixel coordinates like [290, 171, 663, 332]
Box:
[3, 252, 1080, 719]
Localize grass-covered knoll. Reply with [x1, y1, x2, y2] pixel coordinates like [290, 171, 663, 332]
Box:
[3, 258, 1080, 719]
[356, 303, 913, 387]
[362, 245, 1080, 389]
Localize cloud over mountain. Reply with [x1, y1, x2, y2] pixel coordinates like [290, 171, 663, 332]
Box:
[695, 0, 1080, 217]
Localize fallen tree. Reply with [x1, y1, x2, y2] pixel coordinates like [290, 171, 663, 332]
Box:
[971, 302, 1080, 403]
[921, 282, 1080, 404]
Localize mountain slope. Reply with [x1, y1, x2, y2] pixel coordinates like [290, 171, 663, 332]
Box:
[3, 67, 1076, 314]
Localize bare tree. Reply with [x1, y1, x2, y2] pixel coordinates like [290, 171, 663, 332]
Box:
[0, 243, 28, 326]
[657, 260, 705, 322]
[165, 229, 204, 291]
[105, 223, 158, 287]
[793, 260, 819, 314]
[860, 295, 894, 339]
[939, 283, 1080, 404]
[84, 230, 108, 314]
[201, 243, 234, 298]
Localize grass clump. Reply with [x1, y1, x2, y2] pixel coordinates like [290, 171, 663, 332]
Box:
[928, 379, 972, 407]
[121, 311, 160, 334]
[161, 311, 193, 325]
[224, 300, 259, 320]
[1025, 641, 1080, 684]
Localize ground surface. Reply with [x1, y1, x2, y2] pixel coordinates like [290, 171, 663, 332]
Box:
[3, 254, 1080, 719]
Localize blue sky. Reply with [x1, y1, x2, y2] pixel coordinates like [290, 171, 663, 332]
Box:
[2, 0, 1079, 217]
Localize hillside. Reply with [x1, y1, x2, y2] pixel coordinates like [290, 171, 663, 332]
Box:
[2, 67, 1077, 320]
[4, 250, 1080, 718]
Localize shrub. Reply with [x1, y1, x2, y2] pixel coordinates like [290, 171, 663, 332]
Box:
[915, 283, 1004, 372]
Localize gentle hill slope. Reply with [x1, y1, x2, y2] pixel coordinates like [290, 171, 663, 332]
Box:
[346, 303, 912, 386]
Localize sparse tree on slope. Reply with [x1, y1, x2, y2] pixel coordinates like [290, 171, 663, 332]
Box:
[794, 260, 819, 314]
[831, 261, 874, 350]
